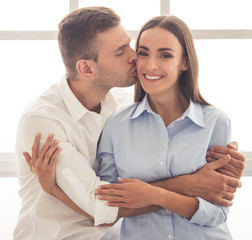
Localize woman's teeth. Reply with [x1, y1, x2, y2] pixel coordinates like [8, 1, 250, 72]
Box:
[145, 75, 162, 80]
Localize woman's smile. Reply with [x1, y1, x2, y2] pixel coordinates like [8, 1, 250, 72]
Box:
[143, 73, 163, 83]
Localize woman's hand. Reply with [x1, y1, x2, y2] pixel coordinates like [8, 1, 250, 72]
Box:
[23, 133, 61, 194]
[95, 178, 157, 208]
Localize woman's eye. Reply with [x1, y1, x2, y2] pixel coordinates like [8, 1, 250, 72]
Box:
[137, 51, 148, 56]
[160, 53, 172, 58]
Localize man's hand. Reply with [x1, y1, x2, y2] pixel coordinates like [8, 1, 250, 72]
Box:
[23, 133, 61, 194]
[206, 141, 245, 179]
[191, 154, 242, 206]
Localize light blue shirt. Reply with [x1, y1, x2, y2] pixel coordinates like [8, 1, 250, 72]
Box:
[97, 95, 232, 240]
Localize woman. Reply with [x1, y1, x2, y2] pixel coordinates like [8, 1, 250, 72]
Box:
[25, 16, 234, 239]
[95, 15, 233, 239]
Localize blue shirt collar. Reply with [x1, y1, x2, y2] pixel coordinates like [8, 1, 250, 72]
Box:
[131, 94, 205, 128]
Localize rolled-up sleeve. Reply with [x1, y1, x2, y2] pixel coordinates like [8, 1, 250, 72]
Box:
[189, 197, 228, 226]
[189, 116, 231, 227]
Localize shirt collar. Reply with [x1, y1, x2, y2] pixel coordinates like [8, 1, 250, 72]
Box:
[130, 94, 152, 119]
[131, 95, 205, 128]
[182, 99, 205, 128]
[59, 76, 118, 121]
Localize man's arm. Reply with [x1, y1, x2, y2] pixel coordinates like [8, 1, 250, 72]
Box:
[20, 113, 118, 226]
[24, 133, 94, 221]
[97, 178, 198, 219]
[149, 142, 244, 206]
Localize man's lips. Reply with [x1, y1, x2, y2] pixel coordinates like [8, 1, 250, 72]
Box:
[132, 68, 138, 76]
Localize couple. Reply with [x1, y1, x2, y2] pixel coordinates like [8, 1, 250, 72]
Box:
[14, 6, 245, 240]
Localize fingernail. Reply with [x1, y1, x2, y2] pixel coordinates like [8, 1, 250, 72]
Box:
[210, 147, 214, 151]
[49, 133, 53, 138]
[54, 140, 59, 144]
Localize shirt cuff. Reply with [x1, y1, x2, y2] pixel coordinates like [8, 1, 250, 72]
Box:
[94, 181, 119, 226]
[189, 197, 216, 226]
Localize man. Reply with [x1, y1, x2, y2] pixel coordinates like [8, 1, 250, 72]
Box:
[14, 7, 245, 240]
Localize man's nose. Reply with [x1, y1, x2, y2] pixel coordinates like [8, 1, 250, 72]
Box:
[129, 48, 137, 64]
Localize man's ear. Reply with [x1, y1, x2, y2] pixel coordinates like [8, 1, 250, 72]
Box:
[76, 59, 95, 78]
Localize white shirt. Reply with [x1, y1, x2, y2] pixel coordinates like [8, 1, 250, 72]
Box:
[14, 77, 133, 240]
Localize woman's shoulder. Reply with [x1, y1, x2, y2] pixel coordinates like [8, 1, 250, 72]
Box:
[201, 104, 230, 123]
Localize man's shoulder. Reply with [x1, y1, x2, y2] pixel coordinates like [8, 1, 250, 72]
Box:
[106, 101, 139, 125]
[20, 82, 63, 121]
[109, 87, 134, 110]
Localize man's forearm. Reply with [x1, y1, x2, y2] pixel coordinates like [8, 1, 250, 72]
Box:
[150, 174, 195, 196]
[148, 157, 241, 206]
[118, 205, 160, 218]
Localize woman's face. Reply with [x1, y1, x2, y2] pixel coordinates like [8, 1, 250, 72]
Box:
[136, 26, 187, 98]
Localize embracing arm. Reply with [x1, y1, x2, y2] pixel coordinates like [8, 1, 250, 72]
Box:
[149, 142, 244, 206]
[96, 155, 233, 226]
[97, 178, 198, 219]
[24, 134, 159, 223]
[24, 133, 94, 221]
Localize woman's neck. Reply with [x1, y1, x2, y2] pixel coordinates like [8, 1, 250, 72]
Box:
[148, 88, 189, 127]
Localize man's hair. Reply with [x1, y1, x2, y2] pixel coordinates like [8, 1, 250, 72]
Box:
[58, 7, 121, 78]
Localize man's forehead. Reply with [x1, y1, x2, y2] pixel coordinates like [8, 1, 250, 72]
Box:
[97, 25, 131, 49]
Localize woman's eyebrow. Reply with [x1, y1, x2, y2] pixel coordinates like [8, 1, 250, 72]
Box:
[138, 46, 149, 51]
[158, 48, 174, 52]
[138, 46, 174, 52]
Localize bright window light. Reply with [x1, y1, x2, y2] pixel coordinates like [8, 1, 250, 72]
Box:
[0, 0, 69, 30]
[79, 0, 161, 30]
[170, 0, 252, 29]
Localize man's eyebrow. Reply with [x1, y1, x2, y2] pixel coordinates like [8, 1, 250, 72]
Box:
[113, 44, 128, 52]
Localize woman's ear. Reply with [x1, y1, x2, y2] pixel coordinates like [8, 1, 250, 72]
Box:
[182, 57, 189, 71]
[76, 59, 95, 78]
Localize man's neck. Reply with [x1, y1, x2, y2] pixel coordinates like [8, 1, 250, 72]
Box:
[67, 78, 109, 114]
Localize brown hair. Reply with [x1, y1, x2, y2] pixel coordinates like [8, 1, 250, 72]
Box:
[134, 16, 210, 105]
[58, 7, 121, 79]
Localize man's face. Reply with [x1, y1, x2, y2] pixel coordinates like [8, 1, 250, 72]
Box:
[94, 25, 137, 90]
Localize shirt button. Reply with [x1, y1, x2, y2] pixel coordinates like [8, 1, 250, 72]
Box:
[160, 161, 164, 166]
[163, 143, 167, 147]
[168, 234, 173, 239]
